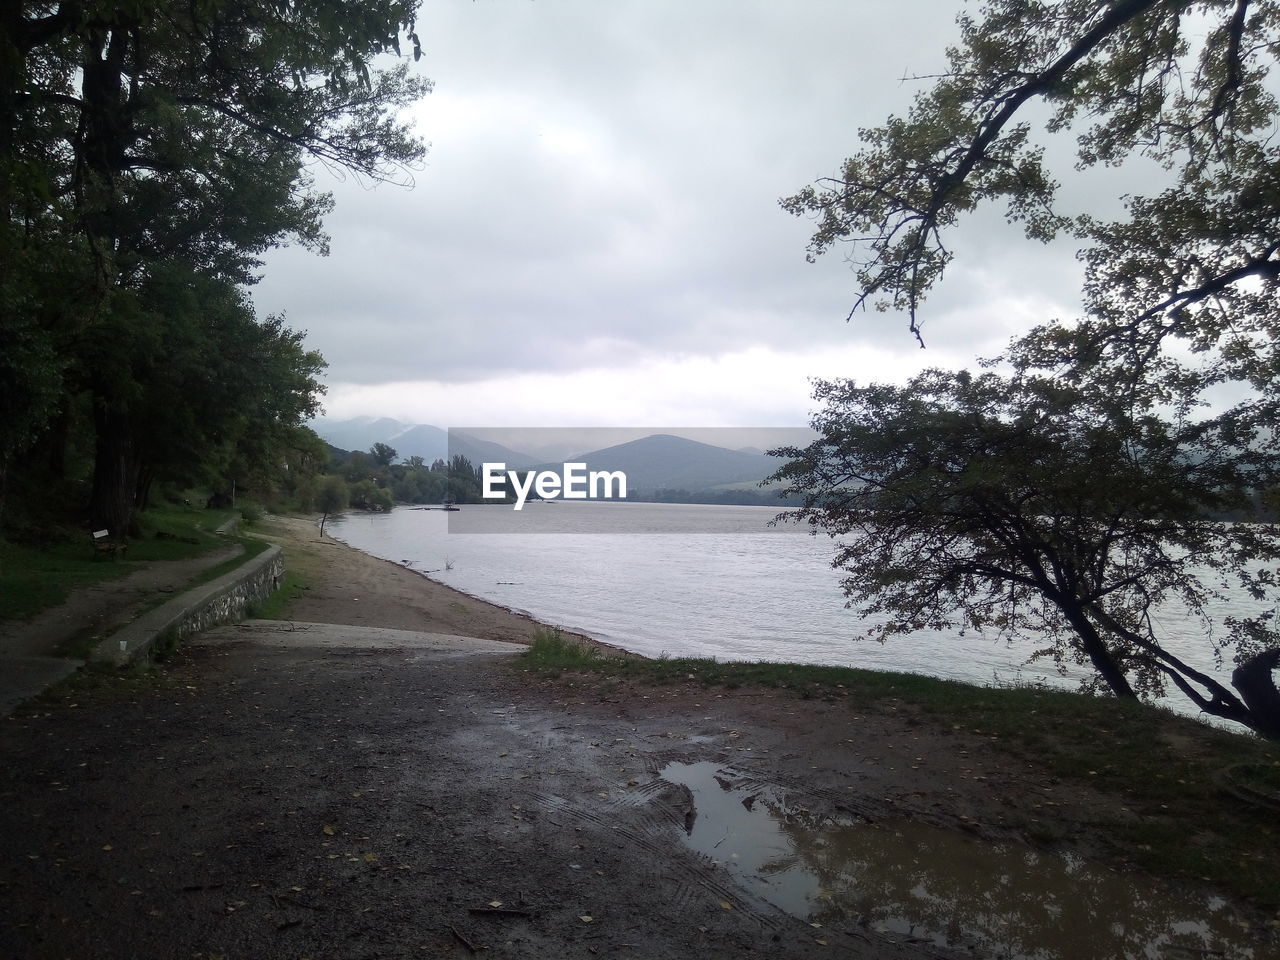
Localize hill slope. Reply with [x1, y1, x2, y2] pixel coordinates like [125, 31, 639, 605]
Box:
[564, 434, 781, 493]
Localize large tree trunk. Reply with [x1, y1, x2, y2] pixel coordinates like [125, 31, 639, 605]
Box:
[1061, 603, 1138, 699]
[1232, 650, 1280, 742]
[90, 399, 140, 537]
[135, 464, 154, 511]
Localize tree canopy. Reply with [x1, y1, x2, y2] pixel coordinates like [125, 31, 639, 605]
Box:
[779, 0, 1280, 735]
[783, 0, 1279, 361]
[771, 368, 1280, 737]
[2, 0, 431, 534]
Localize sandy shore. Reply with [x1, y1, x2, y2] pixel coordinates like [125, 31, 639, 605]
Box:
[254, 514, 610, 651]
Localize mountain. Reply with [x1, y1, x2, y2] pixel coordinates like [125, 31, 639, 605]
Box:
[310, 417, 538, 468]
[563, 434, 782, 493]
[450, 433, 541, 469]
[311, 416, 411, 453]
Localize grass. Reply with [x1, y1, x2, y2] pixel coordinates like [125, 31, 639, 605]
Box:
[0, 539, 134, 620]
[116, 534, 272, 613]
[0, 504, 243, 622]
[519, 630, 1280, 907]
[50, 535, 273, 661]
[249, 567, 309, 620]
[172, 535, 269, 589]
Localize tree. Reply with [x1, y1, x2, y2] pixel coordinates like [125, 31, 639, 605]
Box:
[783, 0, 1280, 366]
[349, 478, 393, 512]
[4, 0, 431, 534]
[771, 368, 1280, 738]
[370, 442, 398, 468]
[316, 474, 348, 537]
[343, 452, 371, 484]
[779, 1, 1280, 734]
[95, 263, 326, 514]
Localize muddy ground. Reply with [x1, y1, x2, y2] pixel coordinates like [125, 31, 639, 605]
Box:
[0, 516, 1271, 959]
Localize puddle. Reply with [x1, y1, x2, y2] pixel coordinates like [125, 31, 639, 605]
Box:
[660, 761, 1260, 959]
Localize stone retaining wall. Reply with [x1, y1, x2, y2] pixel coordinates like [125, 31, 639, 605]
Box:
[93, 545, 284, 666]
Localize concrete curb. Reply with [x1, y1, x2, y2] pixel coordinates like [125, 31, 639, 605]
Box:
[91, 545, 284, 667]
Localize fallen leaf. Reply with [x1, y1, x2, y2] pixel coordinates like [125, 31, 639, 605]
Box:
[488, 900, 503, 908]
[363, 852, 378, 863]
[322, 825, 335, 836]
[579, 915, 593, 923]
[719, 901, 733, 911]
[101, 844, 113, 851]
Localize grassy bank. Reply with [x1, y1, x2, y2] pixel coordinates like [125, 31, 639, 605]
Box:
[520, 631, 1280, 908]
[249, 567, 309, 620]
[0, 505, 241, 622]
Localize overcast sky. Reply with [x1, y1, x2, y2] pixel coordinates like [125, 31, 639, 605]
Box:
[251, 0, 1091, 429]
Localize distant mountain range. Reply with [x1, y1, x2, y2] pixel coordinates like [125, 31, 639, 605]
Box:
[545, 433, 780, 493]
[310, 417, 539, 469]
[311, 418, 788, 493]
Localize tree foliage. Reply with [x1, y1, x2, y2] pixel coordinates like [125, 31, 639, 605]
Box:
[771, 369, 1280, 737]
[370, 442, 398, 468]
[783, 0, 1280, 359]
[2, 0, 431, 534]
[780, 1, 1280, 735]
[316, 473, 348, 536]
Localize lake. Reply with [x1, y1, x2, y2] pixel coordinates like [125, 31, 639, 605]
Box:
[327, 500, 1256, 723]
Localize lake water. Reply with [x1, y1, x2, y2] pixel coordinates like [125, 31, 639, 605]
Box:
[327, 501, 1258, 723]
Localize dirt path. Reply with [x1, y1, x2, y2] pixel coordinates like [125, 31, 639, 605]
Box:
[0, 517, 1270, 959]
[0, 544, 244, 659]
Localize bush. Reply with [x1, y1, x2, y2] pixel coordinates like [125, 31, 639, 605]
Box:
[316, 475, 348, 515]
[349, 478, 392, 512]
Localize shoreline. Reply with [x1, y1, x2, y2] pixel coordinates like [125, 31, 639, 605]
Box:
[0, 515, 1275, 957]
[256, 513, 634, 657]
[395, 560, 640, 659]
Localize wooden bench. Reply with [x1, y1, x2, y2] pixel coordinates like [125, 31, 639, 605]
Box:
[91, 529, 127, 561]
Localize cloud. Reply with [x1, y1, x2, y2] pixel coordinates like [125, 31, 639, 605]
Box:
[249, 1, 1096, 423]
[317, 331, 1022, 428]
